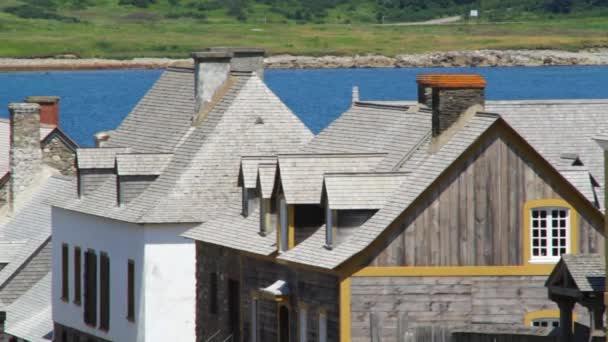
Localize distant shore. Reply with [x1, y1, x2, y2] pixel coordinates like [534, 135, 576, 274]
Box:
[1, 49, 608, 71]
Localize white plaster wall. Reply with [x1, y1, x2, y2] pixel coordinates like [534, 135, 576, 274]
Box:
[143, 225, 196, 342]
[52, 207, 146, 342]
[52, 208, 197, 342]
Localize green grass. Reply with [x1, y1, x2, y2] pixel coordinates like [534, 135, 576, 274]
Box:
[0, 11, 607, 58]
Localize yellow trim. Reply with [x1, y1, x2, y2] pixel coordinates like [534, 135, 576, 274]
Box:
[339, 277, 351, 342]
[288, 205, 295, 249]
[353, 265, 555, 277]
[524, 310, 577, 328]
[523, 199, 578, 266]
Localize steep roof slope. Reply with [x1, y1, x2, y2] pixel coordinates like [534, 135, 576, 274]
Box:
[55, 71, 313, 223]
[104, 66, 196, 153]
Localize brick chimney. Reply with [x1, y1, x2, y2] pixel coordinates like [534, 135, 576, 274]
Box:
[8, 103, 43, 208]
[416, 74, 486, 137]
[25, 96, 60, 126]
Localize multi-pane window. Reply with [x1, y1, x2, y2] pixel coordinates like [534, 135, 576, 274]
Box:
[531, 208, 569, 262]
[531, 318, 560, 328]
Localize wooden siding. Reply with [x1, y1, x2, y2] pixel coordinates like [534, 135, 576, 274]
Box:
[349, 275, 592, 342]
[367, 134, 603, 267]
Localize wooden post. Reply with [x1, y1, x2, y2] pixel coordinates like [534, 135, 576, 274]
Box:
[558, 300, 575, 342]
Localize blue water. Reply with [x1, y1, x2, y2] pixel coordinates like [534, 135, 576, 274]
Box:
[1, 66, 608, 146]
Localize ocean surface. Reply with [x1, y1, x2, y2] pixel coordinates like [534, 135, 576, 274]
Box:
[1, 66, 608, 147]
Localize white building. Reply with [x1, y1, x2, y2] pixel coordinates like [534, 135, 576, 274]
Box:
[50, 48, 312, 342]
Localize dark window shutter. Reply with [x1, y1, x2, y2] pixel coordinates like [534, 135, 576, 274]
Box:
[127, 260, 135, 322]
[84, 250, 97, 326]
[61, 244, 69, 301]
[100, 252, 110, 331]
[74, 247, 82, 305]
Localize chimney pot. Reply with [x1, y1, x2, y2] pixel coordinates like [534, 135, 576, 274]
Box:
[416, 74, 486, 137]
[25, 96, 60, 126]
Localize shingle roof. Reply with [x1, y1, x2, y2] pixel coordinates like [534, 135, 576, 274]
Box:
[560, 254, 604, 292]
[76, 147, 130, 169]
[324, 172, 408, 210]
[104, 66, 197, 153]
[0, 176, 74, 341]
[54, 72, 313, 224]
[0, 119, 56, 178]
[278, 153, 386, 204]
[181, 206, 277, 256]
[278, 113, 500, 269]
[258, 163, 277, 199]
[485, 100, 608, 210]
[240, 156, 277, 189]
[3, 272, 52, 342]
[116, 153, 173, 176]
[0, 241, 26, 264]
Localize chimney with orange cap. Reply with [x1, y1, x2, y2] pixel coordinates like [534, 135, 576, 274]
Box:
[416, 74, 486, 137]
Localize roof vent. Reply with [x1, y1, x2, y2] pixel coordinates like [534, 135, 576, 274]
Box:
[255, 117, 264, 125]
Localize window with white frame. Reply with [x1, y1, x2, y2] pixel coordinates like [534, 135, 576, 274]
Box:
[530, 207, 570, 262]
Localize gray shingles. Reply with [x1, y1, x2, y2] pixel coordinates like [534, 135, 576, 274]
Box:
[240, 156, 277, 189]
[54, 72, 313, 224]
[324, 172, 408, 210]
[3, 272, 52, 342]
[278, 153, 386, 204]
[560, 254, 604, 292]
[77, 147, 130, 169]
[258, 163, 277, 199]
[116, 153, 173, 176]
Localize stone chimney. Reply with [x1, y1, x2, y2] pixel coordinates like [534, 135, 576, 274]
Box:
[25, 96, 60, 126]
[416, 74, 486, 137]
[192, 47, 266, 114]
[8, 103, 43, 208]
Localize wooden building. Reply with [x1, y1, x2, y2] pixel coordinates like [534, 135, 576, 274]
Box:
[183, 74, 607, 341]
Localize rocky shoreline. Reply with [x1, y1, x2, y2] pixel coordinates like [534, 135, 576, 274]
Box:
[1, 49, 608, 71]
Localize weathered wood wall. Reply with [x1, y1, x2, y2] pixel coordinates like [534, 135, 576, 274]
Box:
[78, 169, 114, 197]
[368, 134, 603, 267]
[241, 256, 340, 342]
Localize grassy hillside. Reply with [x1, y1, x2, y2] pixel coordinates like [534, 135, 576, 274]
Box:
[0, 0, 607, 58]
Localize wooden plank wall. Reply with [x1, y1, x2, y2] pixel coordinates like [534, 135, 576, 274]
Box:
[368, 135, 603, 267]
[350, 275, 562, 342]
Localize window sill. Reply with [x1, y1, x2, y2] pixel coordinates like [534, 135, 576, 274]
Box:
[73, 300, 81, 306]
[528, 259, 560, 264]
[126, 317, 135, 323]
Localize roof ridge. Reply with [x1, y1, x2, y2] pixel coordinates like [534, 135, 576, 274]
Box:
[324, 171, 410, 177]
[353, 101, 410, 111]
[278, 152, 387, 159]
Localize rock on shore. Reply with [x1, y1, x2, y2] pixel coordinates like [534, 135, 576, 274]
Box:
[265, 49, 608, 68]
[1, 49, 607, 71]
